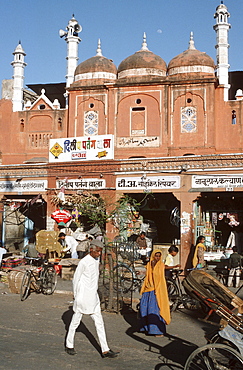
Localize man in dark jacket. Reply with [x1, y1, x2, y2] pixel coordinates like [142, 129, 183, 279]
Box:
[227, 246, 242, 288]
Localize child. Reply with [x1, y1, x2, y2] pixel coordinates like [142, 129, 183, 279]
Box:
[227, 246, 242, 288]
[192, 235, 206, 269]
[164, 245, 181, 277]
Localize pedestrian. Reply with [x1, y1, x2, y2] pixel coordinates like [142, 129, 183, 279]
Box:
[227, 246, 242, 288]
[65, 239, 119, 358]
[164, 245, 181, 277]
[192, 235, 206, 269]
[139, 249, 171, 337]
[58, 232, 78, 259]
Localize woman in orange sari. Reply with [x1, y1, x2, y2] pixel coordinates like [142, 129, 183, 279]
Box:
[140, 249, 171, 336]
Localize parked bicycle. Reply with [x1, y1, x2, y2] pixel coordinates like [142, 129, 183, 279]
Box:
[166, 268, 202, 312]
[20, 257, 57, 301]
[113, 259, 146, 294]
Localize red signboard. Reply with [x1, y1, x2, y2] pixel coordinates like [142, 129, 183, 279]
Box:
[51, 209, 72, 223]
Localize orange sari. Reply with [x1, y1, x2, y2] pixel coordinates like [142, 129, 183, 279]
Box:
[140, 249, 171, 325]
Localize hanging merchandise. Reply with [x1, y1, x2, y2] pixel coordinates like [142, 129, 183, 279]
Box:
[212, 212, 217, 226]
[227, 213, 240, 227]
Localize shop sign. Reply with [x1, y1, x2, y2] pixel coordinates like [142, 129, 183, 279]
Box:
[116, 175, 180, 190]
[192, 175, 243, 189]
[117, 136, 159, 148]
[0, 180, 47, 193]
[56, 178, 106, 190]
[51, 209, 72, 223]
[49, 135, 114, 163]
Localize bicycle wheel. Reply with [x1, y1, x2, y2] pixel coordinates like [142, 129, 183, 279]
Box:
[113, 264, 134, 294]
[41, 267, 57, 295]
[20, 271, 31, 301]
[166, 278, 180, 312]
[184, 343, 243, 370]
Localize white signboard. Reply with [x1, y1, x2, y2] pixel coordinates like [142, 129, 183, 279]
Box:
[49, 134, 114, 163]
[0, 180, 47, 193]
[116, 176, 180, 190]
[117, 136, 159, 148]
[56, 178, 106, 190]
[192, 175, 243, 189]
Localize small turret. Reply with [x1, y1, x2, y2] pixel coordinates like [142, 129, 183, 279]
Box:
[213, 1, 231, 101]
[11, 42, 27, 112]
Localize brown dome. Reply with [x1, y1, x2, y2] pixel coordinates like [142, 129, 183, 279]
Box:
[118, 50, 166, 79]
[168, 34, 215, 76]
[75, 56, 117, 76]
[74, 42, 117, 84]
[117, 34, 166, 79]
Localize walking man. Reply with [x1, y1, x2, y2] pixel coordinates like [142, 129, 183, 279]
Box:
[65, 239, 119, 358]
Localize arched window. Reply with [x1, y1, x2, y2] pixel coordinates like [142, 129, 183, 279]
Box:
[84, 111, 98, 136]
[181, 107, 197, 133]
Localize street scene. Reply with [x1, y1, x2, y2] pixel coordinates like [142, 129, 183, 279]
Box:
[1, 0, 243, 368]
[1, 276, 242, 370]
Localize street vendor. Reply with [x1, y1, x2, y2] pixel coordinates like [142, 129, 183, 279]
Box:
[58, 232, 78, 259]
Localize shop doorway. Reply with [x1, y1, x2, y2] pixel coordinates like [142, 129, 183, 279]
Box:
[195, 192, 243, 254]
[125, 192, 180, 244]
[1, 195, 47, 251]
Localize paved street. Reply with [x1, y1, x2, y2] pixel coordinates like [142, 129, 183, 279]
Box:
[0, 277, 241, 370]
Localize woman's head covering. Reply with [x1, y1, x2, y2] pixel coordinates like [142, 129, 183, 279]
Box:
[140, 249, 171, 324]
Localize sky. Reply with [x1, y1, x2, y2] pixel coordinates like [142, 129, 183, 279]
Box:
[0, 0, 242, 87]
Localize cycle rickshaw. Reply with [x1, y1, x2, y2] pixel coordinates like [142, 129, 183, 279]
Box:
[182, 269, 243, 369]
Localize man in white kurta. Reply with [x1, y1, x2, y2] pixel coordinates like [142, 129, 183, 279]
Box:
[65, 240, 118, 358]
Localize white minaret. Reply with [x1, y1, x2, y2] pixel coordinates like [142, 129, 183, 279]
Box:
[11, 42, 27, 112]
[213, 1, 231, 101]
[59, 15, 82, 87]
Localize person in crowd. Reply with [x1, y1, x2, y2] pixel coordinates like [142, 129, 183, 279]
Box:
[139, 249, 171, 337]
[0, 244, 7, 266]
[136, 232, 152, 264]
[65, 239, 119, 358]
[227, 246, 242, 288]
[25, 237, 38, 258]
[58, 232, 78, 259]
[164, 245, 181, 277]
[76, 235, 93, 259]
[192, 235, 206, 269]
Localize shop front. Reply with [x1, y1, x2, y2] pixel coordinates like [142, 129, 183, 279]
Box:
[194, 191, 243, 255]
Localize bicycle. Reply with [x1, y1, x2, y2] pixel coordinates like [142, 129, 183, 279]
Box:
[113, 260, 146, 294]
[166, 268, 202, 312]
[20, 257, 57, 301]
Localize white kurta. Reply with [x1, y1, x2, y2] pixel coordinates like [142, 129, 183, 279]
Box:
[73, 254, 100, 314]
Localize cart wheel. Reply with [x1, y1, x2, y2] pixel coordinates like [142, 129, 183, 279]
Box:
[184, 343, 243, 370]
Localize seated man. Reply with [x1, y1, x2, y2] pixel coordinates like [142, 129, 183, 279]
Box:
[136, 232, 152, 264]
[164, 245, 181, 277]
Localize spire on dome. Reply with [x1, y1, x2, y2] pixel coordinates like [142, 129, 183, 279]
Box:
[96, 39, 102, 56]
[141, 32, 149, 51]
[188, 32, 196, 50]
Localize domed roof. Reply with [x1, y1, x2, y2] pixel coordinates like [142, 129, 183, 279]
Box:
[168, 33, 215, 76]
[117, 34, 166, 79]
[74, 40, 117, 82]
